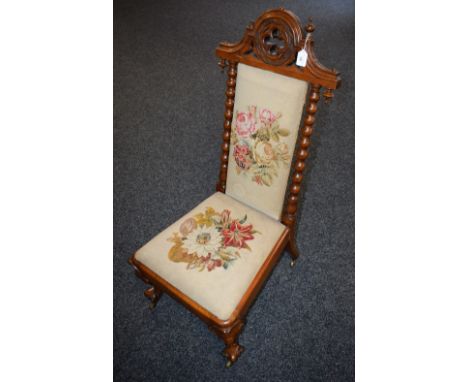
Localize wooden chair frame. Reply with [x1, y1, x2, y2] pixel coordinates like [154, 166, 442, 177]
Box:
[129, 8, 340, 367]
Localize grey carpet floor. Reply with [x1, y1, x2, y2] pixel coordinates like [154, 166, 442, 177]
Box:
[114, 0, 354, 380]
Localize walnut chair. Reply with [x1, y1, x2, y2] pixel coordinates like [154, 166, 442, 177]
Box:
[129, 8, 340, 367]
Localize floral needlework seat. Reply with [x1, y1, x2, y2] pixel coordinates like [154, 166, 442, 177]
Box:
[129, 8, 340, 367]
[135, 192, 286, 320]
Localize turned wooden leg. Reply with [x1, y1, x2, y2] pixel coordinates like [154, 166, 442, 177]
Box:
[211, 319, 245, 367]
[287, 237, 300, 267]
[144, 286, 162, 310]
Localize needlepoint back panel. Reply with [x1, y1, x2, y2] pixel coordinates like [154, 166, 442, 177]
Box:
[225, 63, 308, 220]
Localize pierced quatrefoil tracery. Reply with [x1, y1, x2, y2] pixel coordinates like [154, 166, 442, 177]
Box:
[254, 19, 298, 66]
[263, 28, 286, 56]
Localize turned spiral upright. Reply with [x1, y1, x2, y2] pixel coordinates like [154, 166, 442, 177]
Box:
[282, 84, 321, 229]
[216, 61, 238, 192]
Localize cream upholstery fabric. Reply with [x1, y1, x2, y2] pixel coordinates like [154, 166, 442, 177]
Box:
[135, 192, 286, 320]
[225, 63, 308, 220]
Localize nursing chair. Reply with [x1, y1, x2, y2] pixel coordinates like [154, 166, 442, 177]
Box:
[129, 8, 340, 367]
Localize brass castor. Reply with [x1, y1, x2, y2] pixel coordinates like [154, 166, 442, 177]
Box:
[225, 360, 232, 368]
[290, 259, 297, 268]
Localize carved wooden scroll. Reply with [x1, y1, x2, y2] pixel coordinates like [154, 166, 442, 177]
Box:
[216, 8, 341, 89]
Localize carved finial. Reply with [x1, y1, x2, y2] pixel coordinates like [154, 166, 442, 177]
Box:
[323, 88, 334, 104]
[305, 17, 315, 34]
[218, 59, 227, 73]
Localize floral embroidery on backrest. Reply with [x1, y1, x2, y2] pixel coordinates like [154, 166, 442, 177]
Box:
[167, 207, 260, 272]
[231, 105, 291, 186]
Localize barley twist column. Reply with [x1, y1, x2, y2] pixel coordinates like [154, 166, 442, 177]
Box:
[216, 61, 238, 192]
[282, 84, 321, 239]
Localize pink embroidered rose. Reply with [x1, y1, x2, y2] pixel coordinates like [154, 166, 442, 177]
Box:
[259, 108, 277, 124]
[179, 217, 197, 236]
[221, 209, 231, 228]
[235, 110, 257, 138]
[233, 143, 253, 170]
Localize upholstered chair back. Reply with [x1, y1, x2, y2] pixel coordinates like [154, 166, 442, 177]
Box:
[225, 63, 308, 220]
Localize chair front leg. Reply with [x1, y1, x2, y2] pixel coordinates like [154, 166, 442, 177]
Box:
[287, 239, 300, 267]
[287, 231, 301, 267]
[144, 286, 163, 310]
[129, 258, 164, 310]
[210, 319, 245, 367]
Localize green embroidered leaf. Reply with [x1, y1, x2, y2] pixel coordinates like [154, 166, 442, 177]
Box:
[239, 214, 247, 224]
[256, 127, 270, 141]
[231, 130, 239, 145]
[218, 251, 234, 261]
[271, 133, 279, 142]
[223, 262, 229, 269]
[243, 243, 252, 251]
[262, 173, 272, 186]
[277, 128, 290, 136]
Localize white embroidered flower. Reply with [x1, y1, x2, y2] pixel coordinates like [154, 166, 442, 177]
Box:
[184, 225, 222, 257]
[253, 141, 275, 166]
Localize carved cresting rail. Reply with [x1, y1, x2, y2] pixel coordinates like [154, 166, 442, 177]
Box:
[215, 8, 341, 263]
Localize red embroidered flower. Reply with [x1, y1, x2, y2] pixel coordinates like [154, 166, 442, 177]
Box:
[233, 143, 253, 170]
[253, 175, 262, 185]
[222, 220, 254, 248]
[207, 258, 222, 271]
[201, 253, 223, 271]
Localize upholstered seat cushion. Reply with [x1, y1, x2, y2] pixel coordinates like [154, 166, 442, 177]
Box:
[134, 192, 286, 320]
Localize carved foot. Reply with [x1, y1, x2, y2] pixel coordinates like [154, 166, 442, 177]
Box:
[223, 343, 244, 367]
[144, 286, 162, 310]
[209, 319, 245, 367]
